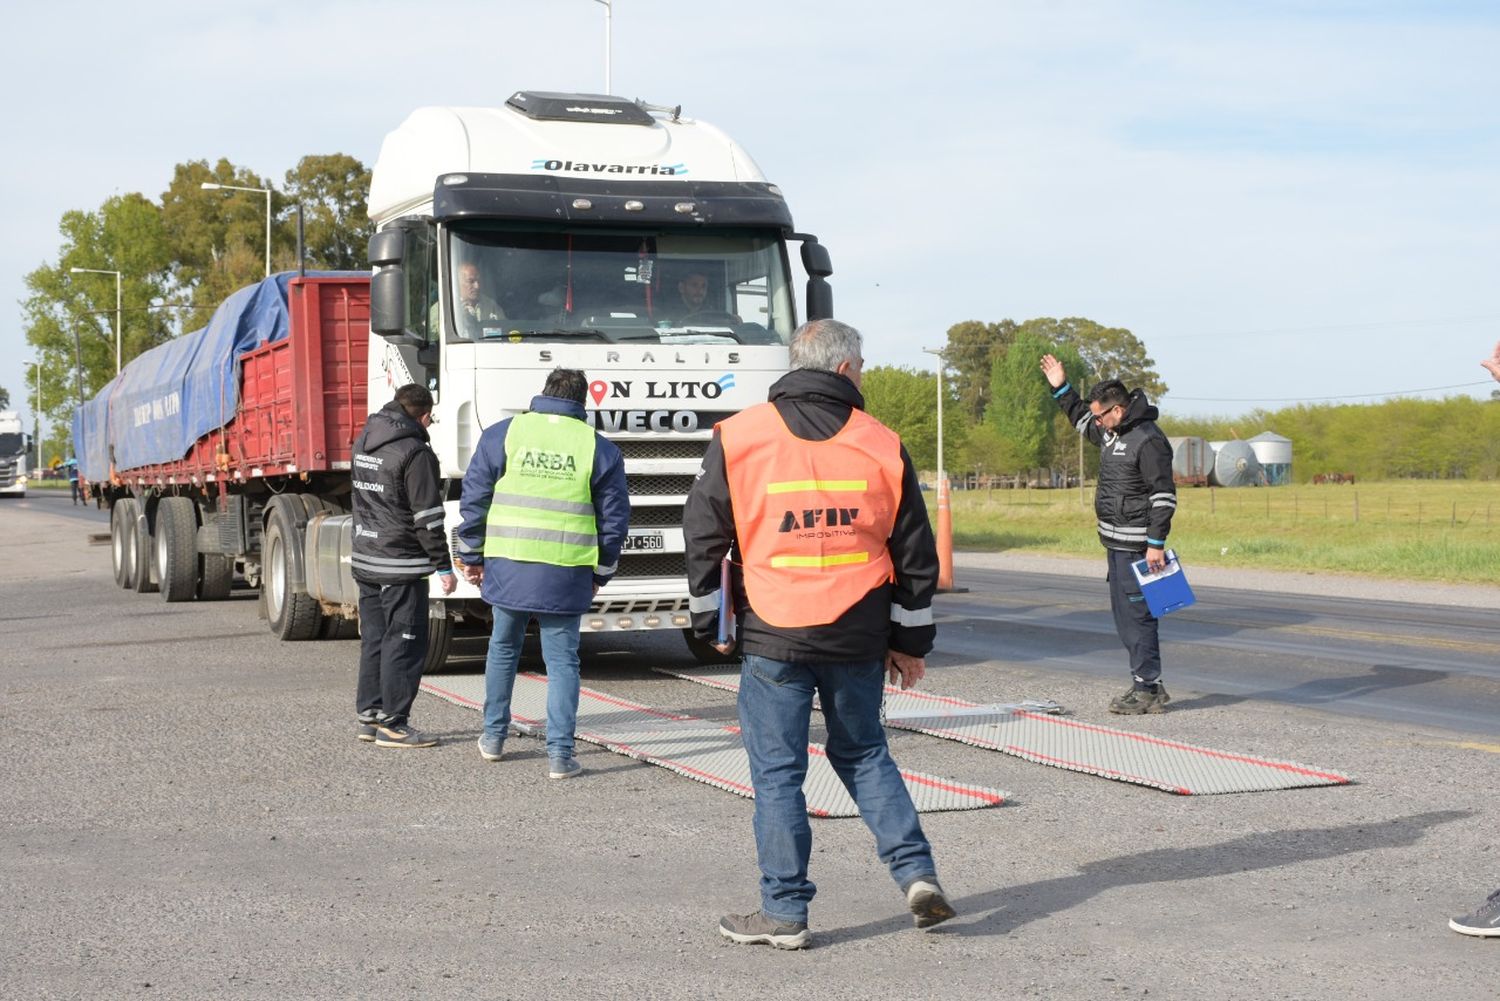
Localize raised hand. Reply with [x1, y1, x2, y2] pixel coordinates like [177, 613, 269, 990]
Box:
[1482, 341, 1500, 383]
[1040, 354, 1067, 389]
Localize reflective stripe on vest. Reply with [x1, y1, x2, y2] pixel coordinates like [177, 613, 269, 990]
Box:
[719, 402, 902, 628]
[485, 411, 598, 566]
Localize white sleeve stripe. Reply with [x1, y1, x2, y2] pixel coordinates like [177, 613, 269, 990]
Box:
[891, 605, 934, 627]
[688, 590, 719, 613]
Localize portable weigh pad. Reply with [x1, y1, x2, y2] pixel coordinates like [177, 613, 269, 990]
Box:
[420, 673, 1007, 816]
[655, 665, 1352, 796]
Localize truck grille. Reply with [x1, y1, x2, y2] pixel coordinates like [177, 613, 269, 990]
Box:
[628, 473, 698, 496]
[619, 553, 687, 578]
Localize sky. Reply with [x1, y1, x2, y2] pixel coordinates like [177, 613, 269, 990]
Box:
[4, 0, 1498, 443]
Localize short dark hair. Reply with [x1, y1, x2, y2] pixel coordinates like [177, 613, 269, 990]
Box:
[542, 367, 588, 405]
[1088, 379, 1129, 409]
[394, 383, 434, 419]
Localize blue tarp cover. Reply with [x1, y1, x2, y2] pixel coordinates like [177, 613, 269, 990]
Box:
[72, 272, 363, 481]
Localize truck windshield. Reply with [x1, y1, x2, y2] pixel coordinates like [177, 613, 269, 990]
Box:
[0, 433, 24, 457]
[443, 227, 795, 345]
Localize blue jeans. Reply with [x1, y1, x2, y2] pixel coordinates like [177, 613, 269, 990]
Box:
[738, 654, 937, 924]
[483, 606, 582, 759]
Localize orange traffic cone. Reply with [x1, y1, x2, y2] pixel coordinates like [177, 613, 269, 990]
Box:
[935, 477, 965, 593]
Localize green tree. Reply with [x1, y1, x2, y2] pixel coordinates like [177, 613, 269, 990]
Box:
[1017, 316, 1167, 399]
[943, 319, 1016, 422]
[0, 386, 9, 410]
[21, 193, 174, 429]
[986, 333, 1090, 473]
[161, 158, 287, 317]
[863, 365, 939, 470]
[283, 154, 373, 270]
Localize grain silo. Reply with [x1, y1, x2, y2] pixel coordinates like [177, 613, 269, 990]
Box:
[1167, 436, 1210, 486]
[1248, 431, 1293, 485]
[1208, 440, 1264, 487]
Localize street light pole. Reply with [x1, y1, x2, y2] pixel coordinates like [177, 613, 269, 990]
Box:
[592, 0, 613, 93]
[34, 361, 42, 469]
[201, 182, 273, 278]
[921, 345, 960, 591]
[69, 267, 122, 374]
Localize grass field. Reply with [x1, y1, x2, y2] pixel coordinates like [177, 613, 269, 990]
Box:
[946, 480, 1500, 584]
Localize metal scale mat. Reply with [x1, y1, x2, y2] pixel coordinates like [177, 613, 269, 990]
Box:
[655, 665, 1353, 795]
[421, 672, 1007, 817]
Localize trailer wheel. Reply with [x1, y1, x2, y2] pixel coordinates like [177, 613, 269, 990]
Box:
[156, 496, 199, 602]
[130, 500, 158, 594]
[320, 613, 359, 640]
[111, 501, 135, 589]
[198, 554, 234, 601]
[265, 506, 323, 640]
[422, 611, 454, 674]
[682, 628, 741, 665]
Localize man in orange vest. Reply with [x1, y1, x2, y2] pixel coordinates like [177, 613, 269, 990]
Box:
[683, 318, 952, 950]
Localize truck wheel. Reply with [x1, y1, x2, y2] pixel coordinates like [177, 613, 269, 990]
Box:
[130, 500, 159, 594]
[111, 500, 135, 589]
[682, 628, 741, 665]
[422, 611, 454, 674]
[320, 613, 359, 640]
[198, 554, 234, 601]
[265, 505, 323, 640]
[155, 496, 199, 602]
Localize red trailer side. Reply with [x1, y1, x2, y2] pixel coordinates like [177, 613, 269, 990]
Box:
[112, 277, 369, 489]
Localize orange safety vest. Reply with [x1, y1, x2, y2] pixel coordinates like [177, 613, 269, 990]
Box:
[719, 402, 903, 628]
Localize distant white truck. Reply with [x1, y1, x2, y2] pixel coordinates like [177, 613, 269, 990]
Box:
[0, 411, 30, 497]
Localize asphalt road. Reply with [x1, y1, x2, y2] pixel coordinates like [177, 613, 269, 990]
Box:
[3, 493, 1497, 1000]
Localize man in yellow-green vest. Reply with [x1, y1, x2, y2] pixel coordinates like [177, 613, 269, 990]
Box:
[457, 368, 630, 779]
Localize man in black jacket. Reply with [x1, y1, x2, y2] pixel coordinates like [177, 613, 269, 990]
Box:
[684, 318, 953, 950]
[350, 384, 457, 748]
[1041, 354, 1177, 714]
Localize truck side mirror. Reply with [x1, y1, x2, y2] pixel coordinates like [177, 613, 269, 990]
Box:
[368, 223, 436, 349]
[369, 228, 409, 340]
[794, 236, 835, 320]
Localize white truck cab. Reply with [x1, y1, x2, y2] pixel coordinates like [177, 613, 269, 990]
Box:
[331, 91, 835, 664]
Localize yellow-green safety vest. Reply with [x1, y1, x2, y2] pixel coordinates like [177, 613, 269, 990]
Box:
[484, 411, 598, 567]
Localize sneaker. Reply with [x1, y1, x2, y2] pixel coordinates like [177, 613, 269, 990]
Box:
[356, 711, 381, 743]
[905, 878, 957, 930]
[373, 724, 438, 749]
[477, 734, 505, 762]
[548, 756, 583, 780]
[718, 910, 812, 950]
[1108, 684, 1171, 715]
[1449, 888, 1500, 937]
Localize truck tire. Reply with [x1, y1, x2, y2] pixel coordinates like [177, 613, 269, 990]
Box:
[198, 554, 234, 601]
[682, 628, 741, 665]
[423, 611, 453, 674]
[155, 496, 199, 603]
[265, 505, 323, 640]
[130, 500, 158, 594]
[111, 501, 135, 589]
[320, 613, 359, 640]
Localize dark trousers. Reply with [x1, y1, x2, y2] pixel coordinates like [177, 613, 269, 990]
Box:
[1106, 548, 1162, 687]
[355, 578, 430, 726]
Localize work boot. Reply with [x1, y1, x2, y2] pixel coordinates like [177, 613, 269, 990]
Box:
[718, 910, 812, 950]
[1108, 684, 1171, 715]
[905, 878, 957, 930]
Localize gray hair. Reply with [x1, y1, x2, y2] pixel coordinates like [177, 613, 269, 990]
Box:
[788, 319, 863, 374]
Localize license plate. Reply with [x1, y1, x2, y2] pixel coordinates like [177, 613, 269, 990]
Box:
[622, 531, 665, 552]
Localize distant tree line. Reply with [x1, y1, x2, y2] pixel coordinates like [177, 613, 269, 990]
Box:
[864, 320, 1498, 484]
[22, 154, 372, 461]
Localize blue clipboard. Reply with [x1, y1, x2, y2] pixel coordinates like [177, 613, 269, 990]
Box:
[1129, 549, 1196, 617]
[716, 557, 737, 646]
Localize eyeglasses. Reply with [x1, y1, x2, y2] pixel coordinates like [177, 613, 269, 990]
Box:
[1092, 404, 1122, 424]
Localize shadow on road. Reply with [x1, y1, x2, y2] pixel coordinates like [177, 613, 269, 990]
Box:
[1170, 663, 1448, 712]
[822, 809, 1470, 945]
